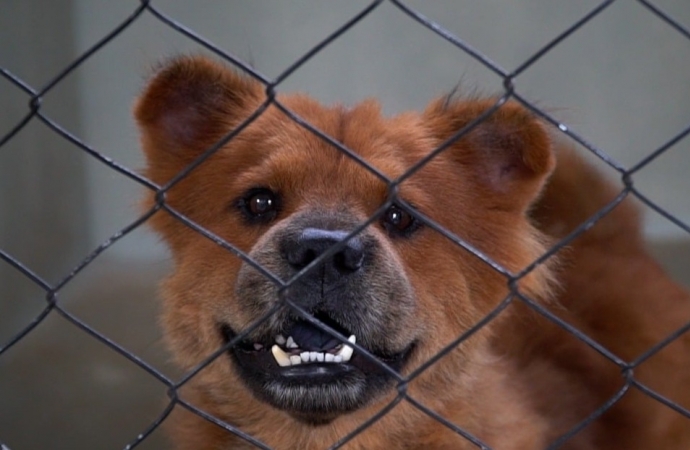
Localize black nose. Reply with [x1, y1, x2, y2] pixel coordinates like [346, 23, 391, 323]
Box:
[285, 228, 364, 274]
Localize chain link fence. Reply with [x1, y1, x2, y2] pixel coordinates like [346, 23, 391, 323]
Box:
[2, 1, 690, 449]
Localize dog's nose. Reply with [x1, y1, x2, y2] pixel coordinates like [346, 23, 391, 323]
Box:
[285, 228, 364, 273]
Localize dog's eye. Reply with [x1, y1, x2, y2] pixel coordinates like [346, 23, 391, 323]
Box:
[238, 188, 280, 222]
[382, 204, 419, 236]
[249, 192, 275, 215]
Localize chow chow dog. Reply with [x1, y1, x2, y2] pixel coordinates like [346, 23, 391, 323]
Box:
[135, 56, 690, 449]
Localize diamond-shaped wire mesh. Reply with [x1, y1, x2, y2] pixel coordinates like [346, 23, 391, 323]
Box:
[1, 1, 689, 449]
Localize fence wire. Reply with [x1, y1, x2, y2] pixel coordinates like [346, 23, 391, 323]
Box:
[1, 1, 690, 449]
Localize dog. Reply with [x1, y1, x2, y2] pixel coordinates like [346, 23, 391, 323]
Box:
[134, 55, 690, 449]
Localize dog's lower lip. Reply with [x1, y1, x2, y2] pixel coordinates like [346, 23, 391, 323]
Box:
[277, 363, 357, 381]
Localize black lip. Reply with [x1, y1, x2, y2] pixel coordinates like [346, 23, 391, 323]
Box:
[276, 363, 358, 385]
[219, 321, 415, 419]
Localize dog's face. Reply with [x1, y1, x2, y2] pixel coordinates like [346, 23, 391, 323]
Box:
[135, 56, 554, 426]
[228, 205, 418, 419]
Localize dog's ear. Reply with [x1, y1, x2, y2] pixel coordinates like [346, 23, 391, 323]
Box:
[423, 98, 554, 213]
[134, 55, 264, 181]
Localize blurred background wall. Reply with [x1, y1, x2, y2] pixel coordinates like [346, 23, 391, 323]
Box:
[1, 1, 689, 449]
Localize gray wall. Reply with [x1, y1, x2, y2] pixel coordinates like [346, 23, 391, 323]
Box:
[0, 0, 90, 343]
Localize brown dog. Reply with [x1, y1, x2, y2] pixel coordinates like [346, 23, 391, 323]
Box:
[135, 56, 690, 449]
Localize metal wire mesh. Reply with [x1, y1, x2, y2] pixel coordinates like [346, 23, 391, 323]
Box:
[1, 1, 689, 449]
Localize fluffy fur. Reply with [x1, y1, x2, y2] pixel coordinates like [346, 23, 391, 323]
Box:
[135, 56, 690, 449]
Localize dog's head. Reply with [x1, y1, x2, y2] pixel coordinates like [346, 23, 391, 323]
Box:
[135, 56, 554, 425]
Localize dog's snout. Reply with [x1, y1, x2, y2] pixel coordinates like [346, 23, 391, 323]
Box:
[285, 228, 364, 273]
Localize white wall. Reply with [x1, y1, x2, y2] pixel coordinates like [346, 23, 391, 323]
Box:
[72, 0, 690, 261]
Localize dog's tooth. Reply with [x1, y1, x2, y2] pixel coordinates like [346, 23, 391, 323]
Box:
[275, 335, 286, 345]
[309, 351, 319, 362]
[286, 336, 298, 349]
[334, 355, 343, 363]
[325, 353, 335, 363]
[271, 345, 291, 367]
[300, 351, 310, 363]
[253, 343, 264, 351]
[289, 355, 301, 365]
[316, 352, 324, 362]
[338, 343, 354, 362]
[330, 335, 355, 362]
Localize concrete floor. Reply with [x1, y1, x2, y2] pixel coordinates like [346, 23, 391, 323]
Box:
[0, 242, 688, 450]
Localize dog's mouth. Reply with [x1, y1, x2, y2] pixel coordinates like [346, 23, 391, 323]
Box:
[268, 323, 356, 366]
[219, 312, 414, 423]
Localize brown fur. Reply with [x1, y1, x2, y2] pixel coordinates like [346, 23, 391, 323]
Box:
[528, 148, 690, 448]
[135, 56, 690, 449]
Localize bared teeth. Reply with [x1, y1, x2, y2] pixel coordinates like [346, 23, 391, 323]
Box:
[300, 351, 310, 363]
[270, 334, 357, 367]
[337, 335, 355, 362]
[271, 345, 291, 367]
[275, 335, 286, 345]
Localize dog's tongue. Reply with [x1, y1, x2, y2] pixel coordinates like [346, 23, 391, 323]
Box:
[287, 321, 341, 351]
